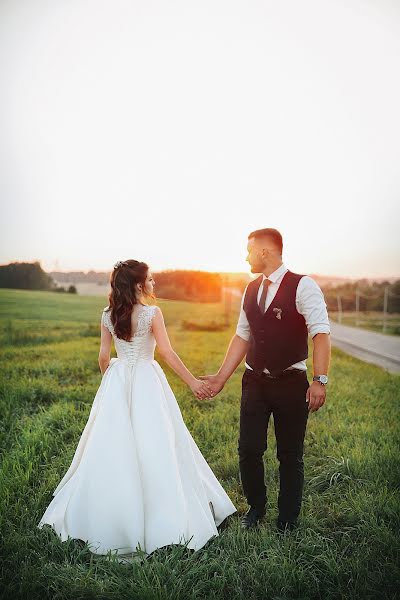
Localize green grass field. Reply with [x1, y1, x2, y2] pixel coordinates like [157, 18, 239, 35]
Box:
[1, 289, 399, 600]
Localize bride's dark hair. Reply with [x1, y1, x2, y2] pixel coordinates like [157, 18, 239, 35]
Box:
[106, 260, 154, 341]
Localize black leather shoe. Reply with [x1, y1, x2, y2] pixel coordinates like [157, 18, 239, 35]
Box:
[241, 507, 265, 529]
[276, 519, 297, 533]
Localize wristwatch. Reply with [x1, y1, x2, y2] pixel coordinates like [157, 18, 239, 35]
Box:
[313, 375, 329, 385]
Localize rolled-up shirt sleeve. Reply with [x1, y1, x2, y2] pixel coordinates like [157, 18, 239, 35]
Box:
[235, 284, 251, 341]
[296, 276, 331, 338]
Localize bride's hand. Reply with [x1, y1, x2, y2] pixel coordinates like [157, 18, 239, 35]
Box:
[190, 378, 215, 400]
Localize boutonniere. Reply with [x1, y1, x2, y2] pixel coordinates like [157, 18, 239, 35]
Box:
[273, 308, 283, 320]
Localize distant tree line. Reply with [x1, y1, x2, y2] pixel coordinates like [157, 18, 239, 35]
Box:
[0, 262, 76, 293]
[0, 262, 54, 290]
[0, 262, 222, 301]
[152, 270, 222, 302]
[53, 267, 224, 302]
[50, 270, 109, 284]
[322, 279, 400, 313]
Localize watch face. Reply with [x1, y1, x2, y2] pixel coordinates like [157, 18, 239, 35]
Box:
[319, 375, 328, 384]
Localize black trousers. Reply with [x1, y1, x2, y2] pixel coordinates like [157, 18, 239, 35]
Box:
[238, 367, 310, 523]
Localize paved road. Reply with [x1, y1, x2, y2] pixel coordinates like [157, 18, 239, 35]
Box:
[330, 321, 400, 374]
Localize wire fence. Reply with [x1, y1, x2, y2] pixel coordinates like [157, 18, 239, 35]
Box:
[332, 286, 400, 334]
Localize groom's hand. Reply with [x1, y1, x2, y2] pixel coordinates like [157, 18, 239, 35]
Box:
[306, 381, 326, 412]
[199, 374, 225, 397]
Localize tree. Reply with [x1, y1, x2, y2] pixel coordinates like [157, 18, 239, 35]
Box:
[0, 261, 55, 290]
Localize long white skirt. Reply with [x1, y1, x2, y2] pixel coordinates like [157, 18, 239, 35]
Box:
[37, 358, 237, 555]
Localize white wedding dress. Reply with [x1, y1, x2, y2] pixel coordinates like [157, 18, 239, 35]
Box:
[37, 304, 237, 556]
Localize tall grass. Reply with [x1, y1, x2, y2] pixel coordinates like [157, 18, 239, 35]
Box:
[0, 289, 399, 599]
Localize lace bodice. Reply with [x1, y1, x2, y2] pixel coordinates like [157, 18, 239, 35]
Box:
[101, 305, 157, 365]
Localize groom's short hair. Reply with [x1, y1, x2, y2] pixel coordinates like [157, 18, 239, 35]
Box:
[248, 228, 283, 254]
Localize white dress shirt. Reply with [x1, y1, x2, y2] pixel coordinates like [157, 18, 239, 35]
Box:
[236, 263, 330, 373]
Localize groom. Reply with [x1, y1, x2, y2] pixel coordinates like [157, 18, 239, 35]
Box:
[201, 228, 331, 532]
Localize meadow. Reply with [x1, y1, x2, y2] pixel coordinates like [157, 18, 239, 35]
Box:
[0, 288, 399, 600]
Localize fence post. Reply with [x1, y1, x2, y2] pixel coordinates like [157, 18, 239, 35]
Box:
[336, 294, 342, 324]
[383, 286, 389, 334]
[355, 289, 360, 326]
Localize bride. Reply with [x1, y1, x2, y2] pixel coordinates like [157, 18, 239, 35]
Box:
[37, 259, 237, 556]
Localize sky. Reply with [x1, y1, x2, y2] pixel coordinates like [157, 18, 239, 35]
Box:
[0, 0, 399, 278]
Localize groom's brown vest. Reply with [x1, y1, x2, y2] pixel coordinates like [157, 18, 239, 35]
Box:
[243, 271, 308, 377]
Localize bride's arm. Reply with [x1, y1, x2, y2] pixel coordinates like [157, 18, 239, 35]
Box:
[98, 322, 112, 374]
[152, 306, 213, 400]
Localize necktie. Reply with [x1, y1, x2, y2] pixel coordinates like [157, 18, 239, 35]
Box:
[258, 278, 271, 314]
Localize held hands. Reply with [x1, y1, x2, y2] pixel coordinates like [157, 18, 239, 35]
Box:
[198, 374, 225, 399]
[306, 381, 327, 412]
[190, 374, 226, 401]
[190, 378, 215, 400]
